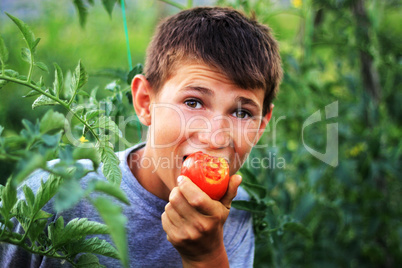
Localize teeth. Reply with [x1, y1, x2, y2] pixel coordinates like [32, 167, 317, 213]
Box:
[183, 156, 188, 162]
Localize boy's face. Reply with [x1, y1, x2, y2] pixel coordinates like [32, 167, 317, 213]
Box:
[138, 63, 272, 194]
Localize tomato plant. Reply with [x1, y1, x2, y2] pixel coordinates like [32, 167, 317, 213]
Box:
[181, 151, 230, 200]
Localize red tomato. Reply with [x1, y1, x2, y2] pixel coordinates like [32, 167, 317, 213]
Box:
[180, 151, 230, 200]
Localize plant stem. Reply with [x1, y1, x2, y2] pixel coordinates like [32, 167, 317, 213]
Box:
[0, 75, 100, 142]
[27, 52, 34, 83]
[17, 218, 33, 244]
[159, 0, 185, 10]
[3, 237, 73, 262]
[1, 59, 4, 75]
[0, 153, 20, 161]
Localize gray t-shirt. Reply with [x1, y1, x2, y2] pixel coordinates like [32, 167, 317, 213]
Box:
[0, 143, 254, 267]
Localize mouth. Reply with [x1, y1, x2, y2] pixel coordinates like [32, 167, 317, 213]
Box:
[182, 153, 230, 164]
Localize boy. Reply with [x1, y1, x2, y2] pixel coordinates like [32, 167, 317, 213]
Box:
[0, 6, 282, 268]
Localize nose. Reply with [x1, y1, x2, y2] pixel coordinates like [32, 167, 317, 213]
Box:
[197, 115, 233, 149]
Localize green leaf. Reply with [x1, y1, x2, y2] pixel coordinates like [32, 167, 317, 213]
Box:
[23, 185, 35, 209]
[240, 181, 267, 201]
[35, 61, 49, 73]
[97, 142, 122, 185]
[31, 38, 41, 51]
[93, 197, 128, 268]
[33, 209, 53, 221]
[85, 109, 102, 122]
[32, 90, 58, 109]
[231, 200, 269, 214]
[66, 237, 119, 259]
[238, 167, 259, 184]
[33, 175, 63, 214]
[0, 79, 7, 89]
[23, 90, 41, 98]
[12, 153, 46, 186]
[48, 216, 64, 243]
[63, 70, 73, 99]
[54, 178, 85, 212]
[90, 180, 129, 205]
[21, 47, 31, 63]
[69, 60, 88, 105]
[73, 146, 101, 170]
[54, 218, 109, 247]
[0, 179, 17, 221]
[76, 254, 105, 268]
[12, 199, 31, 227]
[77, 90, 90, 97]
[73, 0, 89, 27]
[6, 13, 37, 51]
[102, 0, 116, 18]
[14, 201, 51, 242]
[0, 217, 14, 231]
[126, 63, 143, 85]
[0, 34, 9, 64]
[283, 222, 313, 240]
[28, 216, 49, 242]
[52, 63, 63, 97]
[93, 116, 122, 137]
[75, 60, 88, 89]
[38, 76, 45, 88]
[39, 110, 65, 134]
[3, 69, 19, 77]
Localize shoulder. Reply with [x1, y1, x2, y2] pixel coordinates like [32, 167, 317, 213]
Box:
[224, 186, 255, 267]
[234, 185, 250, 202]
[226, 186, 252, 228]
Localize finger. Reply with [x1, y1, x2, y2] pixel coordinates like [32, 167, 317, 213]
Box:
[220, 174, 242, 209]
[164, 201, 184, 228]
[177, 175, 216, 215]
[168, 186, 196, 222]
[161, 211, 181, 245]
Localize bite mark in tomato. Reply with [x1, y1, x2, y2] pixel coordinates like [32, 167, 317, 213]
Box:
[181, 151, 230, 200]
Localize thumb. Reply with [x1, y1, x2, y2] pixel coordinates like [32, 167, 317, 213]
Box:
[220, 174, 242, 209]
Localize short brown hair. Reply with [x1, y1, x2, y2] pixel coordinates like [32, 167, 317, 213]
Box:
[144, 6, 282, 115]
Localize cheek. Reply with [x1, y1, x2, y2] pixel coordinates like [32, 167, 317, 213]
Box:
[244, 120, 262, 146]
[231, 121, 261, 171]
[233, 120, 261, 148]
[151, 105, 185, 146]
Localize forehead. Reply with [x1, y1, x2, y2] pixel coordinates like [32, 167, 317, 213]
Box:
[157, 63, 265, 104]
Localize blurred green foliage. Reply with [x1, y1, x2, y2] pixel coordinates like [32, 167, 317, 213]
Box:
[1, 0, 401, 267]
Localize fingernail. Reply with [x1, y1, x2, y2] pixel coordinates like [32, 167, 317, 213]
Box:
[177, 175, 184, 185]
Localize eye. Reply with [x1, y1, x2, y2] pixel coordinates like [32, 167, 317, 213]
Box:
[184, 99, 202, 109]
[233, 110, 251, 119]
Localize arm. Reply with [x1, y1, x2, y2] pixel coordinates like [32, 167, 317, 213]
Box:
[161, 174, 242, 267]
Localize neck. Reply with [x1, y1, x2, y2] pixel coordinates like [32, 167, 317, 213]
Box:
[127, 146, 171, 201]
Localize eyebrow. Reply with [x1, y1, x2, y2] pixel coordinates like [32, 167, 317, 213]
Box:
[181, 86, 214, 96]
[234, 96, 261, 110]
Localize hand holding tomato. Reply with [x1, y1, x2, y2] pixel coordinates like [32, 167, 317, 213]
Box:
[161, 153, 242, 267]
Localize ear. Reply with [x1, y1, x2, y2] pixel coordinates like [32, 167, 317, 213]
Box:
[131, 74, 152, 126]
[255, 104, 274, 144]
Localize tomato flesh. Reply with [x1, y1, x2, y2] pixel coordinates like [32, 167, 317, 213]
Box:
[181, 151, 230, 200]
